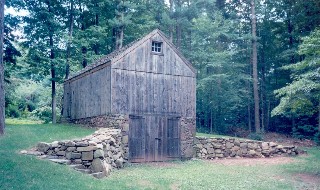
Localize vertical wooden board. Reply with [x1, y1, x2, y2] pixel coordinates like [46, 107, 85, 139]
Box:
[99, 68, 106, 115]
[145, 73, 152, 113]
[105, 66, 111, 114]
[141, 71, 147, 113]
[166, 117, 180, 158]
[127, 53, 136, 71]
[94, 71, 101, 116]
[111, 69, 118, 113]
[121, 70, 129, 113]
[129, 116, 146, 162]
[82, 76, 87, 118]
[128, 70, 134, 114]
[152, 74, 158, 113]
[166, 45, 172, 75]
[135, 47, 144, 71]
[74, 80, 79, 119]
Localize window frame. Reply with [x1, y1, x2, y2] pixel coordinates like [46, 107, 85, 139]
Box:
[151, 40, 163, 55]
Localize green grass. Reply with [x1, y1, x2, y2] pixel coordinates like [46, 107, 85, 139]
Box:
[0, 119, 319, 190]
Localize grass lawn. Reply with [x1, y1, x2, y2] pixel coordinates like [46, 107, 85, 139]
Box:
[1, 119, 319, 190]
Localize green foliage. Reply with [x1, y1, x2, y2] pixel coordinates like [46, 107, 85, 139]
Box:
[314, 132, 320, 145]
[292, 125, 317, 139]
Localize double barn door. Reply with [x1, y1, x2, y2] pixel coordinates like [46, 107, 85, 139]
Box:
[129, 115, 180, 162]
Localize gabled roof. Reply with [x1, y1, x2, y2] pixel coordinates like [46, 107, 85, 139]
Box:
[66, 29, 196, 82]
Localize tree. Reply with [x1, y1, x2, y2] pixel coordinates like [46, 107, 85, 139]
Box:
[272, 28, 320, 132]
[23, 0, 66, 124]
[251, 0, 260, 133]
[0, 0, 5, 135]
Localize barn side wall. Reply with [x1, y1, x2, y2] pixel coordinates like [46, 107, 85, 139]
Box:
[63, 65, 112, 120]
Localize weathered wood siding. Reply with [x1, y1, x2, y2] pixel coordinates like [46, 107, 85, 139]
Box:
[63, 65, 112, 119]
[111, 33, 196, 117]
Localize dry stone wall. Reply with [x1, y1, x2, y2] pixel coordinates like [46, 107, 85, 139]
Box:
[35, 128, 126, 178]
[194, 137, 298, 159]
[70, 114, 130, 161]
[180, 117, 196, 159]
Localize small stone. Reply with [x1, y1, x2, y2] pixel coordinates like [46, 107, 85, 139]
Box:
[37, 142, 50, 152]
[94, 149, 104, 158]
[51, 141, 59, 148]
[261, 142, 269, 150]
[122, 135, 128, 144]
[226, 142, 233, 149]
[122, 123, 129, 132]
[269, 142, 277, 147]
[216, 154, 224, 158]
[207, 148, 215, 154]
[49, 159, 71, 165]
[89, 141, 97, 146]
[20, 150, 28, 154]
[115, 158, 124, 168]
[82, 151, 94, 161]
[232, 146, 240, 151]
[214, 149, 222, 154]
[56, 151, 66, 156]
[74, 159, 82, 164]
[65, 141, 76, 147]
[96, 144, 103, 150]
[77, 146, 97, 152]
[67, 147, 76, 152]
[201, 148, 207, 154]
[75, 141, 89, 147]
[249, 150, 256, 156]
[240, 143, 248, 148]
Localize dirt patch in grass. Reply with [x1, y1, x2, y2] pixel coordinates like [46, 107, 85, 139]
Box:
[206, 157, 296, 166]
[170, 182, 180, 190]
[137, 179, 154, 188]
[143, 162, 180, 168]
[294, 173, 320, 184]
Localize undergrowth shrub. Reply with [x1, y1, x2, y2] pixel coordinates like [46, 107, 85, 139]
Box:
[248, 133, 264, 141]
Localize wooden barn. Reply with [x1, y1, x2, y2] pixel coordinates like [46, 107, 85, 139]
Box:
[63, 29, 196, 162]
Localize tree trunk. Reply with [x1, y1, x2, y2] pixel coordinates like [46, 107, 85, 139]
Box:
[65, 0, 74, 79]
[175, 0, 182, 49]
[115, 0, 124, 50]
[169, 0, 174, 42]
[48, 2, 56, 124]
[79, 0, 87, 68]
[0, 0, 5, 135]
[251, 0, 260, 133]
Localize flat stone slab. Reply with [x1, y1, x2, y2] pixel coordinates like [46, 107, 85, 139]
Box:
[48, 159, 71, 165]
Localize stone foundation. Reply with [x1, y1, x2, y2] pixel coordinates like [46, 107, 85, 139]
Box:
[34, 128, 126, 178]
[194, 137, 298, 159]
[180, 117, 196, 159]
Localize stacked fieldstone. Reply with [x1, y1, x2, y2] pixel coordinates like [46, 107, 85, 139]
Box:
[35, 128, 126, 178]
[194, 137, 298, 159]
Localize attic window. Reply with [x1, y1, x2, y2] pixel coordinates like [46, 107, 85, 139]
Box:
[152, 41, 162, 53]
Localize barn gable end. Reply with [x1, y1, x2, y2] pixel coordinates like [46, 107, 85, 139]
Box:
[63, 29, 196, 162]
